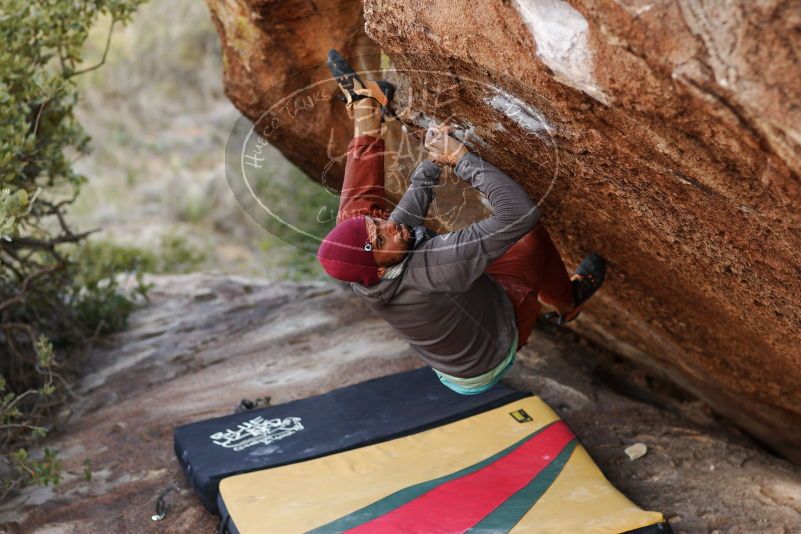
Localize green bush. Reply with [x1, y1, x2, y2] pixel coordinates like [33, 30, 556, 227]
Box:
[76, 234, 207, 278]
[69, 241, 153, 335]
[68, 236, 206, 334]
[250, 164, 338, 280]
[0, 0, 145, 499]
[1, 338, 62, 495]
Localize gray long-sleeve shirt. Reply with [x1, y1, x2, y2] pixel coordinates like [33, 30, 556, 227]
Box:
[352, 153, 540, 378]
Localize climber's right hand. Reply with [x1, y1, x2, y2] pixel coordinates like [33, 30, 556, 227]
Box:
[424, 125, 469, 167]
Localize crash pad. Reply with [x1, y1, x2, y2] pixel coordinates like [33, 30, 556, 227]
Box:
[174, 367, 529, 513]
[217, 396, 670, 533]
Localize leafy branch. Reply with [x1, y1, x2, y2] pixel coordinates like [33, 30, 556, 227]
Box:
[0, 0, 146, 499]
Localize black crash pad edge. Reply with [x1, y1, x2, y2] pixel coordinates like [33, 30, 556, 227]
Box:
[623, 521, 674, 534]
[217, 497, 672, 534]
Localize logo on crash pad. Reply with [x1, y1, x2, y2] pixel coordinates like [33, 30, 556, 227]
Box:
[509, 409, 533, 423]
[210, 416, 304, 452]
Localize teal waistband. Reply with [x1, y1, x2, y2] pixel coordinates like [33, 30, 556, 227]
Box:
[434, 330, 518, 395]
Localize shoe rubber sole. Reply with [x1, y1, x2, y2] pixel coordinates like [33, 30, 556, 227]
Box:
[544, 253, 607, 325]
[327, 49, 394, 110]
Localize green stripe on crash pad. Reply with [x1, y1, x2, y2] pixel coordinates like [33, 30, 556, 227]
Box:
[307, 421, 562, 533]
[470, 440, 578, 533]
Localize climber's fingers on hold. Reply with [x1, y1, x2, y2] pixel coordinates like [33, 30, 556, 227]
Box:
[424, 127, 441, 150]
[425, 124, 455, 153]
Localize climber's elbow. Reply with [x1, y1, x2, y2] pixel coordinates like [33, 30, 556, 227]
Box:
[504, 203, 540, 232]
[522, 204, 541, 230]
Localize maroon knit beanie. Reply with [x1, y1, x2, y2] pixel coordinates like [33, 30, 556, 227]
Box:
[317, 216, 380, 286]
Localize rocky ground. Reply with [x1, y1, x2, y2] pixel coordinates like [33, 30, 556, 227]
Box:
[1, 273, 800, 533]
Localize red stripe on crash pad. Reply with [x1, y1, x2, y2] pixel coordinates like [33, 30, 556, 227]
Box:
[347, 420, 574, 534]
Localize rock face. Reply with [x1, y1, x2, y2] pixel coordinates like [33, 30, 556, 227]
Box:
[206, 0, 801, 461]
[2, 274, 801, 532]
[204, 0, 376, 192]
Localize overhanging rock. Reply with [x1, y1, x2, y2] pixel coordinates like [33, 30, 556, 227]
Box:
[206, 0, 801, 461]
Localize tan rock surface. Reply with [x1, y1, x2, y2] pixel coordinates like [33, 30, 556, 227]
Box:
[206, 0, 801, 460]
[1, 274, 800, 532]
[203, 0, 377, 192]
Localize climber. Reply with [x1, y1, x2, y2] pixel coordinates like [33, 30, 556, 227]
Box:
[317, 50, 607, 395]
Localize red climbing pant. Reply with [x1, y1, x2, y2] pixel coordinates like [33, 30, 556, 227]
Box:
[486, 226, 573, 348]
[338, 135, 574, 349]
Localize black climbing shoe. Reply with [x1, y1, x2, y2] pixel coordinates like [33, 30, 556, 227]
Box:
[544, 253, 607, 325]
[327, 49, 395, 115]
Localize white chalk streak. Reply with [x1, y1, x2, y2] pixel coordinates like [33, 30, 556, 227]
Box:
[514, 0, 607, 103]
[486, 90, 553, 139]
